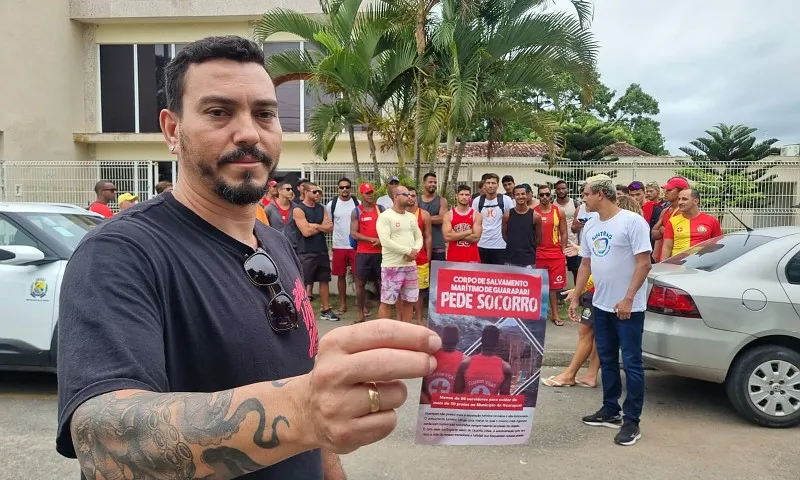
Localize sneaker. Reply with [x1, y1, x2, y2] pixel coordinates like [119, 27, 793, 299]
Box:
[614, 421, 642, 446]
[582, 408, 622, 428]
[321, 309, 340, 322]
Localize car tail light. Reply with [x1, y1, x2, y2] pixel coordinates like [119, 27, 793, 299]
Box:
[647, 285, 701, 318]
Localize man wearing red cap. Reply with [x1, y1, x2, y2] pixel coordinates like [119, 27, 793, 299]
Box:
[260, 180, 278, 207]
[350, 182, 386, 323]
[651, 176, 689, 262]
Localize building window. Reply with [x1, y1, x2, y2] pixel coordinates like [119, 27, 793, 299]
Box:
[263, 42, 338, 134]
[98, 42, 335, 134]
[99, 45, 136, 133]
[99, 43, 176, 133]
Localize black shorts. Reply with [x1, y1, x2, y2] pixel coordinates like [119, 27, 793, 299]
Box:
[579, 291, 594, 328]
[566, 255, 582, 273]
[478, 248, 507, 265]
[299, 252, 331, 285]
[356, 253, 382, 282]
[431, 249, 446, 262]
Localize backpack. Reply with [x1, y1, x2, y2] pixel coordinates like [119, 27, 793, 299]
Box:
[350, 204, 385, 249]
[477, 193, 507, 214]
[330, 196, 359, 221]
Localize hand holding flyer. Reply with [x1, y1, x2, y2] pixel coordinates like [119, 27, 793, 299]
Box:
[416, 262, 549, 446]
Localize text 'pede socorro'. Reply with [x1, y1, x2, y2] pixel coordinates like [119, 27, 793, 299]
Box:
[436, 268, 542, 319]
[417, 262, 548, 446]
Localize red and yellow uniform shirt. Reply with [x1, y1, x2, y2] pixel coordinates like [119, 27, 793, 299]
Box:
[664, 212, 722, 257]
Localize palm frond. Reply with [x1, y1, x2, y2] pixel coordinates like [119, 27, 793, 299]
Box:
[266, 50, 316, 80]
[307, 101, 349, 160]
[254, 9, 327, 44]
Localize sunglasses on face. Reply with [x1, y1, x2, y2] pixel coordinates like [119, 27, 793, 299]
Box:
[282, 187, 293, 191]
[397, 192, 410, 197]
[338, 185, 351, 190]
[539, 192, 551, 197]
[243, 249, 299, 332]
[311, 190, 322, 195]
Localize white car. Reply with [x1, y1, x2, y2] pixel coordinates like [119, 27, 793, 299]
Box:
[0, 202, 103, 371]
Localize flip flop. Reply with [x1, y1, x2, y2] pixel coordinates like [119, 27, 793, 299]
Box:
[576, 380, 597, 388]
[551, 318, 564, 326]
[541, 376, 575, 387]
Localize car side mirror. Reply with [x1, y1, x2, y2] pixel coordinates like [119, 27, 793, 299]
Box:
[0, 245, 46, 266]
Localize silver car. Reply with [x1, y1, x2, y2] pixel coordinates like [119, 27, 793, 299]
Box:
[644, 226, 800, 428]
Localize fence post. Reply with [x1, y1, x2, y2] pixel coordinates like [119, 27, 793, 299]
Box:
[0, 161, 5, 202]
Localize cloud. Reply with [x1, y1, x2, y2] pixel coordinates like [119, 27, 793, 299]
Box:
[554, 0, 800, 153]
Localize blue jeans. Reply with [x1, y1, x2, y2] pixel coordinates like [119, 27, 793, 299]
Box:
[593, 308, 645, 424]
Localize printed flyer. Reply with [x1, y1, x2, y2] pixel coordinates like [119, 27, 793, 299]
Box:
[415, 261, 548, 446]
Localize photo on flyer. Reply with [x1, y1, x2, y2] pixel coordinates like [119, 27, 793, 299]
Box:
[415, 261, 548, 446]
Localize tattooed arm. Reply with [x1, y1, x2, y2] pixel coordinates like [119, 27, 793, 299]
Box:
[70, 379, 314, 480]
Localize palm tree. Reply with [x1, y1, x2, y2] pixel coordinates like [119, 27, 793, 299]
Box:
[536, 123, 619, 189]
[422, 0, 599, 192]
[677, 123, 780, 221]
[254, 0, 412, 181]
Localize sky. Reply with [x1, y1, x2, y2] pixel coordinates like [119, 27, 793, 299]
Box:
[553, 0, 800, 155]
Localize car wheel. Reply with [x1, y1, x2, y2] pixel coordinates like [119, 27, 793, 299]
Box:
[726, 345, 800, 428]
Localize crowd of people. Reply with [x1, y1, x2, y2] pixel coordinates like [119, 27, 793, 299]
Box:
[233, 170, 722, 332]
[58, 37, 730, 480]
[248, 169, 724, 448]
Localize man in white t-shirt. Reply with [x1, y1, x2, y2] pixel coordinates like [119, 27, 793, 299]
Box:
[325, 176, 359, 314]
[471, 173, 515, 264]
[569, 174, 652, 447]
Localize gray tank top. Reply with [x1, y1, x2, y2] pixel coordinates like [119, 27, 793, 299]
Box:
[419, 195, 445, 249]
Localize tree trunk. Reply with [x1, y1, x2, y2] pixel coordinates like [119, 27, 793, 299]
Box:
[414, 1, 427, 187]
[366, 127, 380, 182]
[413, 70, 423, 187]
[441, 130, 456, 194]
[396, 132, 410, 171]
[348, 124, 363, 181]
[450, 138, 467, 191]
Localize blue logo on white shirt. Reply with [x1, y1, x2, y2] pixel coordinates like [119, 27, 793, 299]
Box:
[591, 231, 613, 257]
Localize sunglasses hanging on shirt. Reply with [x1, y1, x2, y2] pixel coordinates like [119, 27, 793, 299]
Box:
[243, 249, 299, 332]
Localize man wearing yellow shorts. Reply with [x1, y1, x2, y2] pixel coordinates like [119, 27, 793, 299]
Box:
[408, 187, 432, 326]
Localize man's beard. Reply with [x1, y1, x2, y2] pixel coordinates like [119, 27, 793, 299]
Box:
[427, 185, 436, 193]
[185, 138, 273, 206]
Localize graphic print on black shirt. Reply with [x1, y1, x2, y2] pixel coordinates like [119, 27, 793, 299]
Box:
[56, 192, 322, 479]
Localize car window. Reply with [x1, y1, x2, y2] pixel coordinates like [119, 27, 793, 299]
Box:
[0, 217, 36, 247]
[785, 251, 800, 284]
[662, 234, 775, 272]
[18, 213, 100, 252]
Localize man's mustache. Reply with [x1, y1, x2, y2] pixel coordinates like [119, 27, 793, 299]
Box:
[218, 146, 272, 166]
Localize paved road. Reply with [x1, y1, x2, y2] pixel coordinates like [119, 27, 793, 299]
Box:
[1, 369, 795, 480]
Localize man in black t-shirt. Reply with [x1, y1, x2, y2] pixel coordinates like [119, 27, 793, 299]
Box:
[55, 35, 441, 480]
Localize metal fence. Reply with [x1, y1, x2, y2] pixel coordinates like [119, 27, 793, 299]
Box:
[0, 161, 155, 211]
[304, 158, 800, 232]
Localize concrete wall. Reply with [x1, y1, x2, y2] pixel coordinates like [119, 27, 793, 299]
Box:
[0, 0, 89, 162]
[70, 0, 325, 20]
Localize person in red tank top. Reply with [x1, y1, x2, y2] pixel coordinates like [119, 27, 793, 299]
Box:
[455, 325, 512, 395]
[407, 187, 432, 326]
[534, 185, 568, 326]
[443, 185, 483, 263]
[421, 325, 465, 404]
[350, 183, 383, 323]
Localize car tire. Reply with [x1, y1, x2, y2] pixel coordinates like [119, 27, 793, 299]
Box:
[726, 345, 800, 428]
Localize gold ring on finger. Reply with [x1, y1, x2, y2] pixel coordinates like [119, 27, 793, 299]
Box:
[367, 382, 380, 413]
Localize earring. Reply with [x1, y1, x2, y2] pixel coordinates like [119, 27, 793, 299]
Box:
[169, 145, 176, 152]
